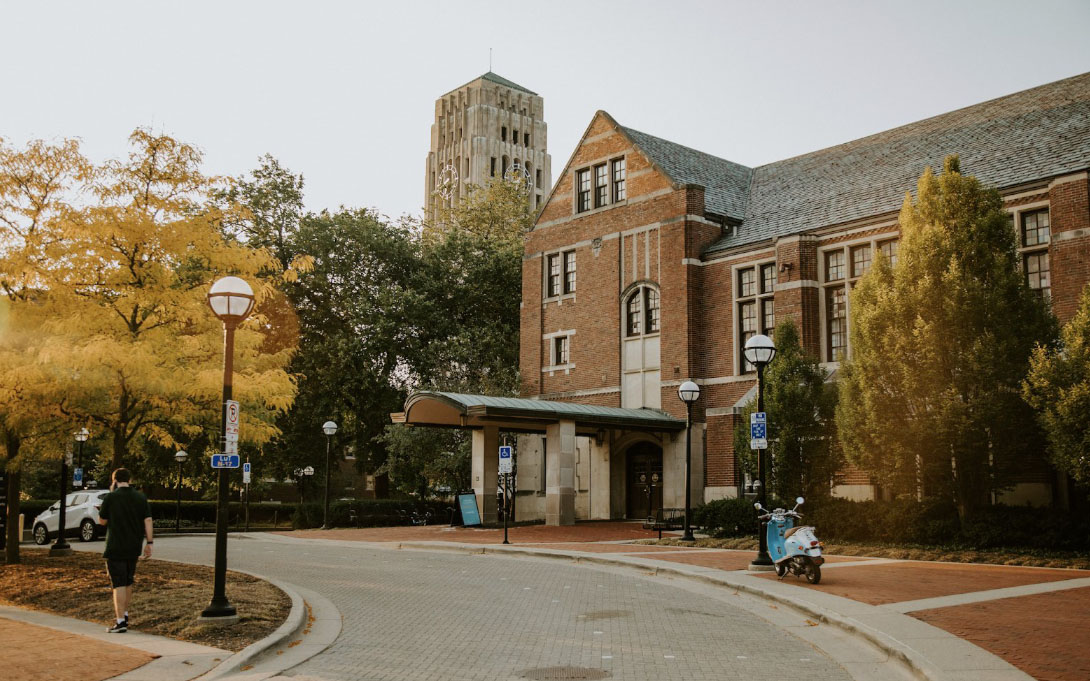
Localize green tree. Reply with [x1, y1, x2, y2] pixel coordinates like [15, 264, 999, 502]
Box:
[837, 156, 1056, 520]
[734, 321, 840, 501]
[1024, 285, 1090, 485]
[380, 179, 531, 494]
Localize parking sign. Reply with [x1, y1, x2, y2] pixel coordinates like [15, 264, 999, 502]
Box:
[498, 445, 513, 474]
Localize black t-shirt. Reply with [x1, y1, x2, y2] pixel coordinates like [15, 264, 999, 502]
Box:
[99, 487, 152, 560]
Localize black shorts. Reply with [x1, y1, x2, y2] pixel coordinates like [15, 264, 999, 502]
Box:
[105, 558, 138, 588]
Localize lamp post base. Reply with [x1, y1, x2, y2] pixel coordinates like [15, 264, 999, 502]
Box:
[198, 600, 238, 625]
[196, 612, 240, 626]
[748, 557, 775, 571]
[49, 543, 72, 557]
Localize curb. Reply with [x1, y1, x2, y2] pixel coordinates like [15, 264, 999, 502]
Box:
[390, 541, 1026, 681]
[191, 570, 307, 681]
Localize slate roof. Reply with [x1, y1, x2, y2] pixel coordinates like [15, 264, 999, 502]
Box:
[479, 71, 537, 95]
[612, 74, 1090, 255]
[620, 125, 753, 221]
[703, 72, 1090, 253]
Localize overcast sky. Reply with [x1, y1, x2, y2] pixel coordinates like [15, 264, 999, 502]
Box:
[3, 1, 1089, 221]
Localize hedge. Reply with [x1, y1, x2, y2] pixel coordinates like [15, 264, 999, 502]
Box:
[694, 496, 1090, 551]
[19, 497, 455, 531]
[291, 499, 454, 529]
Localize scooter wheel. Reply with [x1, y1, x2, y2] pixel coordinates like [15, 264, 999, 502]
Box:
[804, 561, 821, 584]
[775, 562, 787, 578]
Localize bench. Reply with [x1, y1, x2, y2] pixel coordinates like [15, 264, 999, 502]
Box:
[643, 507, 688, 539]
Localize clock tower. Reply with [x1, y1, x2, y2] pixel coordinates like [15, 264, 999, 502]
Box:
[424, 72, 551, 223]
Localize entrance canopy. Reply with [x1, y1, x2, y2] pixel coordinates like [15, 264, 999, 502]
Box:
[391, 391, 685, 435]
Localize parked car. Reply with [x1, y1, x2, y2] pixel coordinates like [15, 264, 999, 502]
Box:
[32, 490, 110, 545]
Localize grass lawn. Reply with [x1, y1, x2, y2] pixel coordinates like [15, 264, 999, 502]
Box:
[0, 548, 290, 651]
[639, 536, 1090, 569]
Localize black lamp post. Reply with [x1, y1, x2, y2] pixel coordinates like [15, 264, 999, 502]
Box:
[744, 334, 777, 570]
[74, 428, 89, 490]
[174, 450, 188, 534]
[200, 276, 254, 623]
[49, 439, 78, 557]
[321, 421, 338, 530]
[677, 381, 700, 542]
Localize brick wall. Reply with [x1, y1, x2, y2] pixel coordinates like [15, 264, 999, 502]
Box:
[1048, 175, 1090, 323]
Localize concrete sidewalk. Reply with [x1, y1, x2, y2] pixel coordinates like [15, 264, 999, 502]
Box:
[280, 522, 1090, 681]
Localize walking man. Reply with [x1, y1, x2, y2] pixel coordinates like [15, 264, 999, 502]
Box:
[97, 468, 153, 633]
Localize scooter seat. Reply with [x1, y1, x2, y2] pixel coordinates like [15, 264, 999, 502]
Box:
[784, 526, 803, 538]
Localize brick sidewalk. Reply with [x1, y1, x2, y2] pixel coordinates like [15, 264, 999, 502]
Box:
[0, 616, 155, 681]
[292, 521, 1090, 680]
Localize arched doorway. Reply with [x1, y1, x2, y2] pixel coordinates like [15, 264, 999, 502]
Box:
[626, 442, 664, 519]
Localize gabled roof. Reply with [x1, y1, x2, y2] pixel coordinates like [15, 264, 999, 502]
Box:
[392, 392, 685, 433]
[620, 125, 753, 221]
[706, 72, 1090, 253]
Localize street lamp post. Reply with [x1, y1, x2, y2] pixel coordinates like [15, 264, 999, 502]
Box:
[74, 428, 89, 490]
[677, 381, 701, 542]
[321, 421, 338, 530]
[174, 450, 188, 534]
[744, 334, 777, 570]
[200, 276, 254, 624]
[50, 439, 77, 557]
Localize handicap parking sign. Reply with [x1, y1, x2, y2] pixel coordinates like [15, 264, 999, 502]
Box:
[750, 412, 768, 450]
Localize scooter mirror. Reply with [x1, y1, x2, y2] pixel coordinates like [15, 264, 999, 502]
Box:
[753, 502, 761, 510]
[796, 496, 805, 505]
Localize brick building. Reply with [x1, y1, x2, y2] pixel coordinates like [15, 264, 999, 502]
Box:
[400, 72, 1090, 525]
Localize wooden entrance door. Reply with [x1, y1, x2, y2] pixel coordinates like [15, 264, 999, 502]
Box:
[626, 443, 663, 520]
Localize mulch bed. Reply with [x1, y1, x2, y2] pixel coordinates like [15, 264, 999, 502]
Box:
[0, 548, 290, 651]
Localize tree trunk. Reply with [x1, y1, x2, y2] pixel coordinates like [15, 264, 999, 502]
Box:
[4, 430, 21, 564]
[112, 426, 126, 472]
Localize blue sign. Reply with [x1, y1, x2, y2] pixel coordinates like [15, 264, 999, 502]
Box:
[499, 446, 512, 460]
[750, 412, 768, 450]
[73, 467, 83, 486]
[458, 493, 482, 526]
[211, 454, 241, 469]
[243, 462, 251, 473]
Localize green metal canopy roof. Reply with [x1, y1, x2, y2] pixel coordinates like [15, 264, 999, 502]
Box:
[392, 392, 685, 433]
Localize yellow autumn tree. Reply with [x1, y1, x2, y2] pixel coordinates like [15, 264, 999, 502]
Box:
[3, 130, 301, 476]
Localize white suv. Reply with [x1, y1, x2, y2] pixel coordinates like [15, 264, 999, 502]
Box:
[32, 490, 110, 544]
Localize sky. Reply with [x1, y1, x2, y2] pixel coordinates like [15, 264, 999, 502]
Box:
[3, 1, 1090, 221]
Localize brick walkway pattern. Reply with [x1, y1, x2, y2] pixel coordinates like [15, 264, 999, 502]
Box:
[0, 617, 155, 681]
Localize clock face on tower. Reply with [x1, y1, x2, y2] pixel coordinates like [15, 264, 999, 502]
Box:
[435, 164, 459, 200]
[503, 160, 532, 192]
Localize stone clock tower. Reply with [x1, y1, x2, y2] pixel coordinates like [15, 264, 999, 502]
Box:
[424, 72, 551, 222]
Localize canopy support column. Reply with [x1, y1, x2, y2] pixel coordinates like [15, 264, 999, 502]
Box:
[545, 419, 576, 526]
[472, 426, 499, 524]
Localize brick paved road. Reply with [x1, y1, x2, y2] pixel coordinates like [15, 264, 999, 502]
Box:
[144, 535, 854, 681]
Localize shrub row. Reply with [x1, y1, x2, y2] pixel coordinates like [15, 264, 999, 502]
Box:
[695, 496, 1090, 551]
[291, 499, 454, 529]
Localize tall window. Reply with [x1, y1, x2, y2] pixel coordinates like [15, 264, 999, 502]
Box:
[546, 250, 575, 298]
[826, 287, 847, 361]
[524, 133, 530, 146]
[1021, 209, 1050, 298]
[612, 158, 626, 201]
[553, 336, 570, 365]
[822, 236, 899, 362]
[594, 164, 608, 208]
[576, 170, 591, 213]
[564, 251, 577, 294]
[501, 126, 507, 142]
[625, 285, 660, 337]
[736, 262, 775, 372]
[878, 239, 898, 267]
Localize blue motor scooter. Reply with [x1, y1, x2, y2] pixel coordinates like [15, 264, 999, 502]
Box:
[754, 496, 825, 584]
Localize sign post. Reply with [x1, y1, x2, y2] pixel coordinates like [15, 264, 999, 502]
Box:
[242, 462, 251, 532]
[499, 445, 513, 544]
